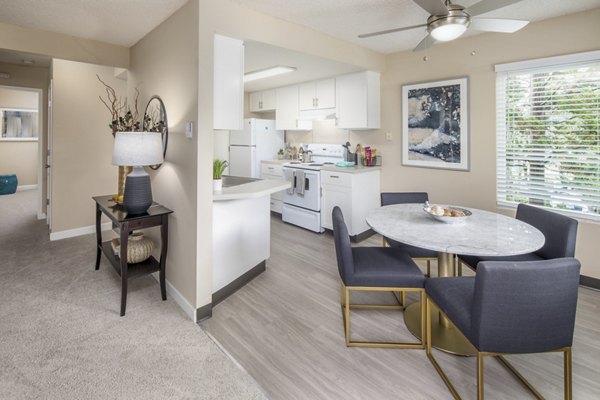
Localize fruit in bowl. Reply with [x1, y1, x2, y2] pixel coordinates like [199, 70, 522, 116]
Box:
[423, 202, 471, 224]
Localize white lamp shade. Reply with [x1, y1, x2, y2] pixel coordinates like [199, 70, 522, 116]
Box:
[430, 24, 467, 41]
[112, 131, 164, 166]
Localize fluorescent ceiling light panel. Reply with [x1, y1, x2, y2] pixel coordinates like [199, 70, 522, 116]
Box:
[244, 65, 296, 82]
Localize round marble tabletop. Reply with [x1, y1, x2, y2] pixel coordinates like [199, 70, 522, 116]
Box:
[366, 204, 545, 256]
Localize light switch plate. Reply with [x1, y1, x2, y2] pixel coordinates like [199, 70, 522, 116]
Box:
[185, 121, 193, 138]
[385, 132, 393, 141]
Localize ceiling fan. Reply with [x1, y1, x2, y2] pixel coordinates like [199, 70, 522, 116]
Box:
[358, 0, 530, 51]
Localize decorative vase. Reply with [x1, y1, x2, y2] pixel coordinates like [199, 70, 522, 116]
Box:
[213, 179, 223, 192]
[117, 166, 133, 203]
[111, 232, 154, 263]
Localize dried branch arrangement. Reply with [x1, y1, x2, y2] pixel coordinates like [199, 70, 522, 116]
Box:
[97, 74, 140, 135]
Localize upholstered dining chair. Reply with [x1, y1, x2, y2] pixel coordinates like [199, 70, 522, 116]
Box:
[380, 192, 437, 278]
[332, 206, 426, 349]
[425, 258, 580, 400]
[457, 203, 578, 275]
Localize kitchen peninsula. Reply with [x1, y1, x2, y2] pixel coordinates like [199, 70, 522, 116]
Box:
[212, 176, 290, 305]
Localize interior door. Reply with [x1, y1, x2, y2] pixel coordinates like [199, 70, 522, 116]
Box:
[46, 79, 52, 227]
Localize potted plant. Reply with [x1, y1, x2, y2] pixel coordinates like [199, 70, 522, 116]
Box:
[277, 148, 284, 160]
[213, 159, 228, 192]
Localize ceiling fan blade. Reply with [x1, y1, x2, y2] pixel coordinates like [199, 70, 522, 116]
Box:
[358, 23, 427, 39]
[465, 0, 525, 17]
[413, 34, 437, 52]
[470, 18, 529, 33]
[413, 0, 448, 16]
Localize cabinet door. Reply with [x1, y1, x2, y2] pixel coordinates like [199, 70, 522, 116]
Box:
[315, 78, 336, 109]
[213, 34, 244, 130]
[336, 71, 380, 130]
[248, 91, 262, 112]
[298, 82, 316, 110]
[276, 85, 312, 131]
[261, 89, 276, 111]
[321, 185, 352, 231]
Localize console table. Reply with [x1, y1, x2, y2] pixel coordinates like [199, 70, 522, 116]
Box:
[93, 195, 173, 316]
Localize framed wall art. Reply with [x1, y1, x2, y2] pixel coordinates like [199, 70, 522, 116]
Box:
[402, 77, 469, 171]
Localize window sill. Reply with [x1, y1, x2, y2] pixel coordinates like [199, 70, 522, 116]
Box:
[497, 201, 600, 225]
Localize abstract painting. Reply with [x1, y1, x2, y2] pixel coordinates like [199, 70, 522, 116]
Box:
[402, 77, 469, 171]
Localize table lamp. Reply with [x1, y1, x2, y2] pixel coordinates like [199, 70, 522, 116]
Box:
[112, 131, 164, 214]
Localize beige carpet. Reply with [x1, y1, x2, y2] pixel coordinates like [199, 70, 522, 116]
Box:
[0, 190, 267, 400]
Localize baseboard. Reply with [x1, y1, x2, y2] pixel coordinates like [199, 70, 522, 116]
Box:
[17, 184, 37, 191]
[196, 303, 213, 322]
[50, 222, 111, 241]
[580, 275, 600, 290]
[151, 272, 198, 321]
[212, 261, 266, 306]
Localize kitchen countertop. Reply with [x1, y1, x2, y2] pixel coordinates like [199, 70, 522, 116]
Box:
[321, 165, 381, 174]
[261, 159, 290, 165]
[213, 178, 290, 201]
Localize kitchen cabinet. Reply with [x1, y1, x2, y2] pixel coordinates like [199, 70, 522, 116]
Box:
[275, 85, 312, 131]
[336, 71, 380, 130]
[299, 78, 335, 111]
[249, 89, 276, 112]
[260, 161, 285, 214]
[321, 168, 380, 239]
[213, 34, 244, 130]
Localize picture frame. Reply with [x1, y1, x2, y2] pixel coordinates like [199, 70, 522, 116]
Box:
[401, 77, 469, 171]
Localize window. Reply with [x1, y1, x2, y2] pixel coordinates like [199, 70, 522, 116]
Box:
[496, 51, 600, 220]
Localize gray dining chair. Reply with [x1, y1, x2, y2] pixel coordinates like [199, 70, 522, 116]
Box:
[332, 206, 426, 348]
[425, 258, 580, 400]
[457, 203, 578, 274]
[380, 192, 437, 278]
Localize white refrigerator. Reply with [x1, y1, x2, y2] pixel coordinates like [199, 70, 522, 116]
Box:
[229, 118, 284, 178]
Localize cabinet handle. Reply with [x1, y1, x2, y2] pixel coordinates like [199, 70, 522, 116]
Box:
[268, 167, 274, 170]
[316, 98, 319, 107]
[330, 175, 339, 178]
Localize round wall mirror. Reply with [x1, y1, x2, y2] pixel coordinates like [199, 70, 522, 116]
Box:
[143, 95, 168, 170]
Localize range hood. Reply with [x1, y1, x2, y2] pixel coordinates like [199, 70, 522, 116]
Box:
[296, 108, 337, 121]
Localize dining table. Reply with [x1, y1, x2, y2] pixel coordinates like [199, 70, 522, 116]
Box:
[365, 203, 545, 356]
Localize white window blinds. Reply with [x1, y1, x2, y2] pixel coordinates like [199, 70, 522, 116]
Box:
[496, 54, 600, 220]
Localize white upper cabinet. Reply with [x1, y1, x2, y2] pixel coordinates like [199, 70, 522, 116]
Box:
[298, 78, 335, 110]
[275, 85, 312, 131]
[213, 34, 244, 130]
[336, 71, 380, 130]
[249, 89, 276, 112]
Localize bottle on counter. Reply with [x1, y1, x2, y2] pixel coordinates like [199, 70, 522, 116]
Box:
[355, 144, 362, 166]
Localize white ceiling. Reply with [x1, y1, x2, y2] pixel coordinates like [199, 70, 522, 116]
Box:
[230, 0, 600, 54]
[244, 41, 362, 91]
[0, 0, 189, 47]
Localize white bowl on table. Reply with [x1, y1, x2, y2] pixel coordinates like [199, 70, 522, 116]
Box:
[423, 203, 472, 224]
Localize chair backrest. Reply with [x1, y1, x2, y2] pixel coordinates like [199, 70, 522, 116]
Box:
[471, 258, 580, 354]
[332, 206, 354, 283]
[516, 204, 578, 259]
[380, 192, 429, 206]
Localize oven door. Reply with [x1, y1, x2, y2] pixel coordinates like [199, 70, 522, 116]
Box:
[282, 167, 321, 211]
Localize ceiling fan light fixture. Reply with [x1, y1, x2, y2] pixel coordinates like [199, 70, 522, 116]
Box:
[430, 23, 467, 41]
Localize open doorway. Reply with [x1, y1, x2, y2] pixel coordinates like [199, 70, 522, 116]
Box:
[0, 86, 43, 217]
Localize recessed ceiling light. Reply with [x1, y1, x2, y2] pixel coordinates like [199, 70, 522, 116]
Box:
[244, 65, 296, 83]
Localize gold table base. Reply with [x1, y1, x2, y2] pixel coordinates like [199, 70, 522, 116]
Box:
[404, 302, 476, 356]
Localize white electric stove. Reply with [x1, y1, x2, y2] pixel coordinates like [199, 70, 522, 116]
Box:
[282, 144, 344, 232]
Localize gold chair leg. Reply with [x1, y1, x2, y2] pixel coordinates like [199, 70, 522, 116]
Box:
[420, 291, 426, 348]
[340, 281, 345, 307]
[383, 237, 388, 247]
[477, 353, 484, 400]
[565, 348, 572, 400]
[496, 355, 545, 399]
[344, 286, 351, 346]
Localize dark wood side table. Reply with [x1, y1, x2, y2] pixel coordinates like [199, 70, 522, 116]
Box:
[93, 195, 173, 316]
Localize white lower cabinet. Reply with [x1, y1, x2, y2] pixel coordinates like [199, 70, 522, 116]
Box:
[321, 169, 380, 237]
[260, 162, 284, 214]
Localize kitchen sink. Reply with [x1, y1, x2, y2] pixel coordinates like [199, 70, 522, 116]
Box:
[222, 175, 261, 188]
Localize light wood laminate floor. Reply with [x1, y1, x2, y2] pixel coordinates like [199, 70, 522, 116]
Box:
[202, 216, 600, 400]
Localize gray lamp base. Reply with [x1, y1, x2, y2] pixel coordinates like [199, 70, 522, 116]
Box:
[123, 166, 153, 215]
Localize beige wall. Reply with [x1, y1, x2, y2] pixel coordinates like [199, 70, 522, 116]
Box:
[0, 63, 49, 211]
[0, 22, 128, 68]
[50, 59, 124, 233]
[0, 141, 38, 185]
[351, 8, 600, 278]
[129, 0, 199, 309]
[0, 87, 38, 108]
